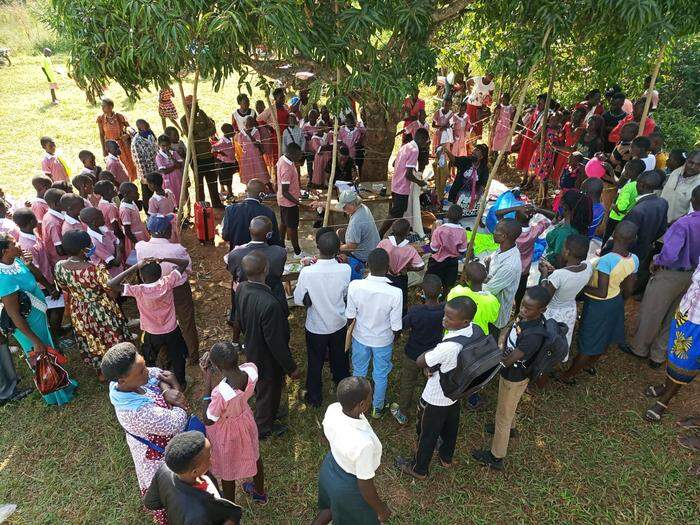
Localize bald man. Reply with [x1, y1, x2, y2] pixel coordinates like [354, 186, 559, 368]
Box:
[233, 251, 300, 438]
[221, 178, 281, 250]
[226, 215, 288, 324]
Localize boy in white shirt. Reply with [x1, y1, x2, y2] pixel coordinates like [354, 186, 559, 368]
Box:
[346, 248, 403, 419]
[395, 296, 477, 479]
[294, 231, 351, 407]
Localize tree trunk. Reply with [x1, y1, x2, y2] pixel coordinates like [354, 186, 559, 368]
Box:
[358, 98, 401, 182]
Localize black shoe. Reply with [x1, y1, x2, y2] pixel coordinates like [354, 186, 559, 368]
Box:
[618, 343, 644, 359]
[258, 423, 288, 441]
[648, 360, 663, 370]
[471, 449, 504, 470]
[301, 392, 322, 409]
[484, 423, 519, 438]
[0, 387, 32, 406]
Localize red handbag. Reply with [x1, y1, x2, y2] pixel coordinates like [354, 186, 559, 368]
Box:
[34, 350, 70, 395]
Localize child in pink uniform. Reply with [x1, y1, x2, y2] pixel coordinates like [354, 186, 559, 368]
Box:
[104, 140, 130, 185]
[426, 204, 468, 292]
[155, 135, 184, 206]
[80, 207, 122, 277]
[202, 341, 267, 505]
[235, 117, 269, 185]
[310, 124, 333, 188]
[450, 102, 472, 157]
[40, 136, 70, 183]
[146, 172, 180, 243]
[338, 114, 364, 162]
[41, 188, 66, 268]
[60, 193, 87, 236]
[31, 175, 52, 227]
[71, 173, 95, 208]
[118, 182, 149, 263]
[94, 180, 123, 238]
[431, 98, 454, 153]
[377, 218, 425, 314]
[211, 124, 237, 197]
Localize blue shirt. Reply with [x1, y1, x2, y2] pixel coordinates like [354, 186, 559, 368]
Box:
[589, 202, 605, 239]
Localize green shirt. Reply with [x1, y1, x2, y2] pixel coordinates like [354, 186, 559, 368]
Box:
[609, 180, 638, 221]
[446, 285, 500, 335]
[544, 222, 578, 265]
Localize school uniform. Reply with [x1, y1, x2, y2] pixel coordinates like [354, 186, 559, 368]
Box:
[390, 141, 419, 218]
[122, 270, 188, 387]
[491, 317, 546, 459]
[211, 137, 237, 188]
[31, 198, 49, 225]
[318, 402, 382, 525]
[61, 214, 86, 236]
[41, 209, 65, 269]
[413, 324, 479, 475]
[86, 226, 121, 277]
[293, 258, 352, 406]
[276, 155, 301, 229]
[377, 236, 424, 314]
[41, 152, 70, 183]
[105, 153, 130, 185]
[346, 275, 403, 410]
[98, 199, 120, 234]
[427, 222, 467, 290]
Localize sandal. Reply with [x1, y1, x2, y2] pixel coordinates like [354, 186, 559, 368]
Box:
[644, 401, 667, 422]
[644, 384, 666, 398]
[677, 416, 700, 430]
[677, 435, 700, 452]
[438, 456, 453, 468]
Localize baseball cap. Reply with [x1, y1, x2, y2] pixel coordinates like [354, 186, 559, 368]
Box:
[336, 190, 360, 211]
[146, 214, 174, 234]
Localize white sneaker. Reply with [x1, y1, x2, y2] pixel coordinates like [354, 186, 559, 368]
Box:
[292, 251, 312, 260]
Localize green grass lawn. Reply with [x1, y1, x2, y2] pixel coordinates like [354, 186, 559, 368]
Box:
[1, 55, 699, 525]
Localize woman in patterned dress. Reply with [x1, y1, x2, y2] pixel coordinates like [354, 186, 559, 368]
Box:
[53, 231, 129, 376]
[645, 263, 700, 422]
[102, 342, 188, 525]
[97, 98, 137, 181]
[158, 87, 181, 133]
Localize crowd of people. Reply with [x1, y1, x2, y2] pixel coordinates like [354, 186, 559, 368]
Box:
[0, 68, 698, 525]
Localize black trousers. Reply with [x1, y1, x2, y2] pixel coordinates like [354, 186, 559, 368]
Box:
[305, 327, 350, 405]
[142, 326, 188, 388]
[514, 272, 529, 314]
[140, 180, 153, 214]
[195, 154, 223, 208]
[388, 274, 409, 315]
[255, 369, 285, 436]
[414, 398, 461, 475]
[426, 256, 459, 292]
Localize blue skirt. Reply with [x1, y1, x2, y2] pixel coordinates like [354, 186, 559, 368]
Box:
[577, 294, 626, 356]
[666, 311, 700, 385]
[318, 452, 379, 525]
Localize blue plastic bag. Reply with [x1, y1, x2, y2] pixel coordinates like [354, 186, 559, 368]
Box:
[485, 190, 525, 233]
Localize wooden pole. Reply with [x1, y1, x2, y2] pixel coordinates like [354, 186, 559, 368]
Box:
[177, 71, 199, 223]
[462, 26, 552, 275]
[638, 43, 665, 138]
[323, 0, 341, 227]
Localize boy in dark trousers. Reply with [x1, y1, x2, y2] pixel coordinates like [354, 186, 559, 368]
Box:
[395, 296, 478, 479]
[108, 256, 190, 387]
[389, 274, 445, 425]
[472, 285, 552, 470]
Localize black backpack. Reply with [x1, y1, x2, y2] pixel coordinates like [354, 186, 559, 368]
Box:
[438, 326, 502, 401]
[526, 318, 569, 380]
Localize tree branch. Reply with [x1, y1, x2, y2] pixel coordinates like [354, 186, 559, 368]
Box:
[432, 0, 473, 24]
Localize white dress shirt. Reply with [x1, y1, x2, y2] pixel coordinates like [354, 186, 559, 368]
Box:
[421, 324, 474, 406]
[293, 258, 351, 335]
[346, 275, 403, 347]
[322, 402, 382, 480]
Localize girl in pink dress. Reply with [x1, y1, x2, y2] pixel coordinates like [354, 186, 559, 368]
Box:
[490, 92, 516, 153]
[202, 342, 267, 505]
[310, 124, 334, 188]
[155, 135, 184, 204]
[235, 116, 271, 186]
[118, 182, 149, 262]
[146, 172, 180, 243]
[431, 97, 454, 153]
[450, 101, 472, 157]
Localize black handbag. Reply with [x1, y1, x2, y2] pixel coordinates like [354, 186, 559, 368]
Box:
[0, 291, 32, 336]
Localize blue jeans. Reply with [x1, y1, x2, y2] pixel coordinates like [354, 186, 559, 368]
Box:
[351, 338, 393, 409]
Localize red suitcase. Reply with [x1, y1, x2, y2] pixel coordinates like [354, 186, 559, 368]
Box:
[194, 201, 215, 244]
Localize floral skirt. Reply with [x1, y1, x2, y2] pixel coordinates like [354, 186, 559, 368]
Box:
[666, 310, 700, 385]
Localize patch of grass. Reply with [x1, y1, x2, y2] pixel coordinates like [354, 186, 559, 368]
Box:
[1, 53, 699, 525]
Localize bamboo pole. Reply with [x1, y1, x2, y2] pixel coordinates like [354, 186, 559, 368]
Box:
[323, 0, 341, 227]
[638, 43, 665, 138]
[177, 71, 200, 223]
[462, 26, 552, 274]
